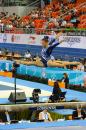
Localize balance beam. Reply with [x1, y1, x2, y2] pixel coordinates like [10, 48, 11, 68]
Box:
[0, 102, 86, 111]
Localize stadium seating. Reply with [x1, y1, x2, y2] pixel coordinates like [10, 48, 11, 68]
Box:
[0, 0, 85, 34]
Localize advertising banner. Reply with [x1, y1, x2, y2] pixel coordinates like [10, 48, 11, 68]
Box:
[0, 33, 86, 49]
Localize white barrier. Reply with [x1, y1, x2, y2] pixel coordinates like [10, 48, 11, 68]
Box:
[0, 33, 86, 49]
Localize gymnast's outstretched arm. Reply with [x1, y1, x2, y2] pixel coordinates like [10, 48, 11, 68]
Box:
[46, 33, 64, 55]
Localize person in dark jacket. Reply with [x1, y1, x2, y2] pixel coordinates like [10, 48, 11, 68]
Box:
[72, 107, 86, 120]
[0, 111, 16, 123]
[49, 81, 62, 102]
[62, 73, 69, 89]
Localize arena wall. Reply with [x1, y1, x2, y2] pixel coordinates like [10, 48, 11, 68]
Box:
[0, 6, 37, 16]
[0, 33, 86, 58]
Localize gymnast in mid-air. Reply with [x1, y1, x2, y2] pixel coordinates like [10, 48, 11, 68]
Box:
[41, 33, 64, 67]
[13, 33, 79, 68]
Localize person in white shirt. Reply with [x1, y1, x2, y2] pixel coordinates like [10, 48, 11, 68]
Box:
[77, 63, 84, 71]
[24, 50, 32, 60]
[39, 109, 53, 122]
[0, 49, 2, 54]
[5, 111, 11, 123]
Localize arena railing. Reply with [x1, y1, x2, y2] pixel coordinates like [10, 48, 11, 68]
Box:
[27, 0, 40, 7]
[0, 0, 40, 6]
[3, 28, 86, 36]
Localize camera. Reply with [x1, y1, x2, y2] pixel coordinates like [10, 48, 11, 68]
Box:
[30, 89, 41, 103]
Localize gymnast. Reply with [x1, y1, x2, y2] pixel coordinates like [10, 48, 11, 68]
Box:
[41, 33, 64, 67]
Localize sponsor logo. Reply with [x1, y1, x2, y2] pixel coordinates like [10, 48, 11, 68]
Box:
[11, 35, 15, 42]
[3, 33, 7, 43]
[11, 34, 20, 43]
[0, 33, 2, 42]
[28, 36, 36, 44]
[63, 36, 81, 47]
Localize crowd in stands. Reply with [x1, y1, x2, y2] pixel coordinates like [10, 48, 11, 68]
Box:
[0, 0, 86, 34]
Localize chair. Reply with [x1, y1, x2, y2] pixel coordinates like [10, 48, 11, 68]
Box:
[49, 91, 67, 103]
[58, 92, 67, 102]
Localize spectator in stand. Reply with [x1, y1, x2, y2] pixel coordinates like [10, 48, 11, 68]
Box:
[39, 109, 53, 122]
[0, 0, 85, 33]
[0, 111, 16, 123]
[69, 0, 76, 3]
[72, 106, 86, 120]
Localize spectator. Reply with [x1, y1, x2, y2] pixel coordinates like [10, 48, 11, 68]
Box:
[39, 109, 53, 122]
[72, 106, 86, 120]
[0, 0, 85, 33]
[0, 111, 16, 123]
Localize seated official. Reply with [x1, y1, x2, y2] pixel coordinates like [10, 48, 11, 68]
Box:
[24, 50, 32, 60]
[4, 48, 9, 55]
[61, 73, 69, 89]
[72, 107, 86, 120]
[49, 81, 62, 102]
[39, 109, 53, 122]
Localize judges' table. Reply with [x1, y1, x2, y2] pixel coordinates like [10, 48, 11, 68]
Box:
[0, 120, 86, 130]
